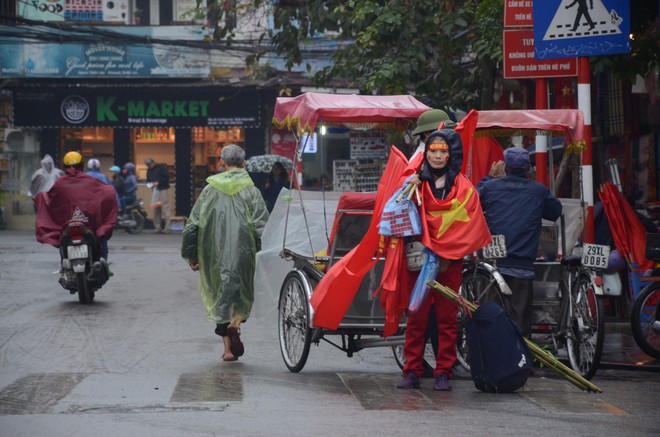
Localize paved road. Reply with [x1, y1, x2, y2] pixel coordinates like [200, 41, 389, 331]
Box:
[0, 230, 658, 436]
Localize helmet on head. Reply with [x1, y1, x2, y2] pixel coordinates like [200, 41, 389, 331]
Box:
[412, 109, 457, 136]
[63, 151, 83, 167]
[109, 165, 121, 173]
[87, 158, 101, 170]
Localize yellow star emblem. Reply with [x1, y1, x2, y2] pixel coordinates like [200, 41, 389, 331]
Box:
[562, 85, 571, 96]
[427, 187, 473, 238]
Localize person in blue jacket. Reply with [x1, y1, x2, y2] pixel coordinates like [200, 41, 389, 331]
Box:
[86, 159, 111, 184]
[476, 147, 562, 338]
[121, 163, 138, 217]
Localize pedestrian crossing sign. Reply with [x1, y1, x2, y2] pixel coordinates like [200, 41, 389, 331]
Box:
[533, 0, 630, 60]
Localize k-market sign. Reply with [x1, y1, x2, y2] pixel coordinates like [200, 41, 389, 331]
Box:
[13, 87, 261, 128]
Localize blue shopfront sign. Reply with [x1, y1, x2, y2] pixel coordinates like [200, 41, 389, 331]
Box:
[533, 0, 630, 60]
[0, 26, 210, 78]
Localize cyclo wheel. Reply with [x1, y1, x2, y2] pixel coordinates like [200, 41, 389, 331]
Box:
[631, 282, 660, 359]
[278, 271, 313, 373]
[456, 266, 500, 370]
[566, 273, 604, 380]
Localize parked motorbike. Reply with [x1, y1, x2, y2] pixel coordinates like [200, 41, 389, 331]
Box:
[116, 199, 148, 234]
[58, 221, 110, 303]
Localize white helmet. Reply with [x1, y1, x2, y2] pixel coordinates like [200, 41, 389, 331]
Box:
[87, 158, 100, 170]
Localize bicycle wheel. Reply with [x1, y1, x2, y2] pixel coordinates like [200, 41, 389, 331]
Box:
[566, 273, 604, 380]
[278, 271, 313, 373]
[456, 267, 502, 370]
[631, 282, 660, 359]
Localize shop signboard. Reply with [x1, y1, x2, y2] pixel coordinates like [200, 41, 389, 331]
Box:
[504, 0, 533, 27]
[271, 129, 298, 160]
[533, 0, 630, 60]
[349, 131, 386, 160]
[503, 28, 577, 79]
[18, 0, 65, 21]
[18, 0, 131, 23]
[12, 86, 261, 128]
[0, 27, 209, 78]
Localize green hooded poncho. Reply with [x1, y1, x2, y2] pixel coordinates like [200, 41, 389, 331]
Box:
[181, 169, 269, 324]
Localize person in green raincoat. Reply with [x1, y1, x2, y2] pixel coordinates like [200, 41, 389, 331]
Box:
[181, 144, 269, 362]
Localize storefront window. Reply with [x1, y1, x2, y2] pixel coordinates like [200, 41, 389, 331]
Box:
[299, 127, 394, 192]
[191, 127, 244, 200]
[132, 128, 175, 181]
[61, 128, 115, 177]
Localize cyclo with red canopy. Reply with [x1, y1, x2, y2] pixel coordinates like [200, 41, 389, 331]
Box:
[267, 92, 429, 372]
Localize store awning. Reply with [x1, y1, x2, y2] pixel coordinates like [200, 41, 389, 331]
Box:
[272, 92, 430, 134]
[475, 109, 584, 144]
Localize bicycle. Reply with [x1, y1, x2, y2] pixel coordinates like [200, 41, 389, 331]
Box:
[629, 232, 660, 359]
[457, 235, 606, 380]
[631, 278, 660, 359]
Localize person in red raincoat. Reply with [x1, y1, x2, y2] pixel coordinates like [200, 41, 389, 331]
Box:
[34, 151, 118, 260]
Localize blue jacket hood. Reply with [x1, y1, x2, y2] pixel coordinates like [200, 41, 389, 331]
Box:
[123, 163, 136, 174]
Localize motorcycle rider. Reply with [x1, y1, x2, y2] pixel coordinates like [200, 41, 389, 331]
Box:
[121, 163, 138, 218]
[34, 151, 118, 261]
[86, 158, 111, 184]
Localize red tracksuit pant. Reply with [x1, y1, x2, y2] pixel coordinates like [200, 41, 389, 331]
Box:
[402, 259, 462, 379]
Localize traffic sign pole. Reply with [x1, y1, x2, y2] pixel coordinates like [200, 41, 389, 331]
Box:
[578, 57, 595, 243]
[535, 79, 549, 187]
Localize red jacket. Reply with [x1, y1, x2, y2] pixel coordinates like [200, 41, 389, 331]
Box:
[34, 168, 118, 246]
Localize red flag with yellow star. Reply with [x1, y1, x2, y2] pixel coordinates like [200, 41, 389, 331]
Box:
[418, 173, 492, 259]
[554, 77, 576, 109]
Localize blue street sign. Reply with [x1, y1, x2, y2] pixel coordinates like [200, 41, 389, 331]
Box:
[533, 0, 630, 60]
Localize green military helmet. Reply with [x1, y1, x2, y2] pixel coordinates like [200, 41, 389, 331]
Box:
[412, 109, 457, 135]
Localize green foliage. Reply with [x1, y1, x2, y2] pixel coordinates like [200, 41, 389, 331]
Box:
[207, 0, 657, 109]
[314, 1, 482, 107]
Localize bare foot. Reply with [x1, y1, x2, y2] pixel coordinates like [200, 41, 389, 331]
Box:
[223, 353, 237, 362]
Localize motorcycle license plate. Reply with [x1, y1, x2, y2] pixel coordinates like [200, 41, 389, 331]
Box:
[67, 245, 88, 260]
[582, 243, 609, 270]
[482, 234, 507, 259]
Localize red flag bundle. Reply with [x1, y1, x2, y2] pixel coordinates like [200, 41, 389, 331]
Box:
[310, 146, 411, 330]
[598, 182, 654, 272]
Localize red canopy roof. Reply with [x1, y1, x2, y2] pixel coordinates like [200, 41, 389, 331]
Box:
[476, 109, 584, 143]
[272, 92, 430, 133]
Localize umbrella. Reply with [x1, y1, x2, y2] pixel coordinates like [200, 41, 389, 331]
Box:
[245, 154, 293, 173]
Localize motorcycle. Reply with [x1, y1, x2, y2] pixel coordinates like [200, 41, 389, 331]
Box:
[116, 199, 148, 234]
[58, 221, 110, 303]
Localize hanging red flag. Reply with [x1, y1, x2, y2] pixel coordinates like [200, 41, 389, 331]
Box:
[554, 77, 576, 109]
[310, 146, 410, 330]
[456, 109, 479, 176]
[598, 183, 654, 272]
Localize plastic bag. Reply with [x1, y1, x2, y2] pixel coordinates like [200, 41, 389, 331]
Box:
[408, 248, 440, 314]
[378, 182, 421, 237]
[150, 188, 162, 208]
